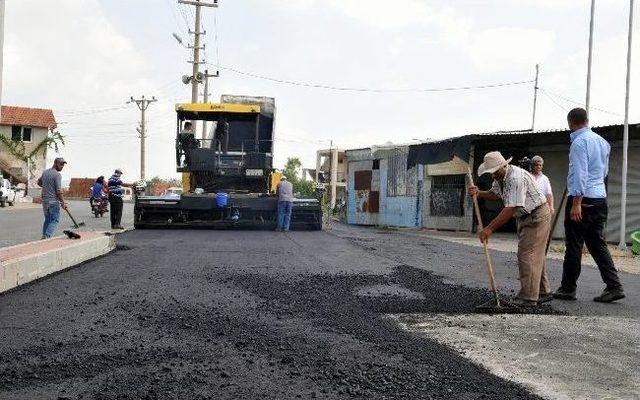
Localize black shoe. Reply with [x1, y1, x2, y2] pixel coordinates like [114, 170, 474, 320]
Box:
[552, 287, 577, 301]
[537, 293, 554, 304]
[593, 287, 625, 303]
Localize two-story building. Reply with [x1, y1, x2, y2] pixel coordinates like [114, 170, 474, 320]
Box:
[0, 105, 58, 193]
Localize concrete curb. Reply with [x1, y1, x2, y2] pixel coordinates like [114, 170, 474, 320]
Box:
[0, 233, 115, 294]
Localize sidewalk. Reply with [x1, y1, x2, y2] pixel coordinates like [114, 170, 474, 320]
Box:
[0, 231, 115, 293]
[402, 228, 639, 274]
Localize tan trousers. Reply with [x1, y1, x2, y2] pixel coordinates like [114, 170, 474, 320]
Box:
[516, 204, 552, 301]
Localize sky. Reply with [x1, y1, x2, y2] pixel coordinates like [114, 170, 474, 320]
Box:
[2, 0, 639, 183]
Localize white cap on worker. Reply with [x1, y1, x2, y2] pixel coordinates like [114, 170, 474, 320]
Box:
[477, 151, 512, 176]
[281, 175, 287, 180]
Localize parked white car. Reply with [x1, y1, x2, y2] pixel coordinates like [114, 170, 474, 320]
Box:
[163, 187, 183, 197]
[0, 178, 17, 207]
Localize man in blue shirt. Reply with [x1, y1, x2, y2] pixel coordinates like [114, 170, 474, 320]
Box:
[554, 108, 624, 303]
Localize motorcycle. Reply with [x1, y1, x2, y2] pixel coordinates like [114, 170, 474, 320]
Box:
[90, 197, 109, 218]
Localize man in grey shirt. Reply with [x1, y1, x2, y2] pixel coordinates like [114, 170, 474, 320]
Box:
[37, 157, 68, 239]
[276, 175, 294, 231]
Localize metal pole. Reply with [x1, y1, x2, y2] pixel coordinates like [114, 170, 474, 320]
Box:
[619, 0, 634, 249]
[202, 69, 208, 140]
[531, 64, 539, 131]
[0, 0, 5, 124]
[129, 96, 157, 182]
[141, 100, 146, 181]
[191, 1, 201, 104]
[586, 0, 596, 115]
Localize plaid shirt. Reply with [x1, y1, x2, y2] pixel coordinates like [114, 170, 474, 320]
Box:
[490, 165, 546, 217]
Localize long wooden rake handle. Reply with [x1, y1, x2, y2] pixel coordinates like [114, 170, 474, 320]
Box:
[467, 169, 500, 306]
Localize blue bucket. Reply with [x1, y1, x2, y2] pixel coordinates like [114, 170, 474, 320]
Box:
[216, 192, 228, 208]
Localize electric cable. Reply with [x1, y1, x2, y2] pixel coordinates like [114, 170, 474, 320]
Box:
[214, 65, 534, 93]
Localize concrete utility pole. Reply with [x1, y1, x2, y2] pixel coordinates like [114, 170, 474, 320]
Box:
[0, 0, 5, 123]
[128, 96, 157, 182]
[531, 64, 539, 131]
[201, 69, 219, 139]
[619, 0, 635, 249]
[586, 0, 596, 115]
[178, 0, 218, 104]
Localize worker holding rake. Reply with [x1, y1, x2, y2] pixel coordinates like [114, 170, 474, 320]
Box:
[468, 151, 552, 306]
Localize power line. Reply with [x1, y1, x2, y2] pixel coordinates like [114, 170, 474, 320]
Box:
[215, 65, 534, 93]
[539, 88, 622, 116]
[540, 89, 568, 112]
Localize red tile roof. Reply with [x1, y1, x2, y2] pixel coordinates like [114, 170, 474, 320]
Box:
[1, 105, 57, 129]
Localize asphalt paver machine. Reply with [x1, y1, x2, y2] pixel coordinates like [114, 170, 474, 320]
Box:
[134, 95, 322, 230]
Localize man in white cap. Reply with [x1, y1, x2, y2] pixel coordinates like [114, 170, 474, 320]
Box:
[468, 151, 552, 306]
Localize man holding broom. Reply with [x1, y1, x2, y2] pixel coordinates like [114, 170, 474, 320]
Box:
[468, 151, 552, 306]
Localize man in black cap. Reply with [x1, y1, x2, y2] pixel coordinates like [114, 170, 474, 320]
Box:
[37, 157, 68, 239]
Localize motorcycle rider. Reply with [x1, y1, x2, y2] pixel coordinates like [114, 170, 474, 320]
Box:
[90, 176, 109, 212]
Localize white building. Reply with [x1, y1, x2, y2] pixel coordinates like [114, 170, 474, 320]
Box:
[0, 105, 58, 192]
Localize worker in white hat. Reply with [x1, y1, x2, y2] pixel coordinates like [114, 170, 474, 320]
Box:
[468, 151, 551, 306]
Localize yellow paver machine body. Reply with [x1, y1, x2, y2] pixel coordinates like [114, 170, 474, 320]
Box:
[133, 95, 322, 230]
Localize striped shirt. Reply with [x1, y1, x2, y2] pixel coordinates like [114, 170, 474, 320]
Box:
[490, 165, 546, 217]
[108, 175, 124, 198]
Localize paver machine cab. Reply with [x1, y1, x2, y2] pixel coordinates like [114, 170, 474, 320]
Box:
[134, 95, 322, 230]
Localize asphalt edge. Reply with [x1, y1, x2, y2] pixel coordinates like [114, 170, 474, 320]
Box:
[0, 233, 116, 294]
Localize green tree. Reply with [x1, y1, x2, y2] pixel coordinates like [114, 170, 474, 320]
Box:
[282, 157, 315, 198]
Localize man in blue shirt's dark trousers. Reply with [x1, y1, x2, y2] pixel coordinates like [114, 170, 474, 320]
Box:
[554, 108, 625, 303]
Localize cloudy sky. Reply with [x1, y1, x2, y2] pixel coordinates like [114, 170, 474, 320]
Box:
[2, 0, 638, 182]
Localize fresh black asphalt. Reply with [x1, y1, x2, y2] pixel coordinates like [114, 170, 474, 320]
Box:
[0, 226, 549, 399]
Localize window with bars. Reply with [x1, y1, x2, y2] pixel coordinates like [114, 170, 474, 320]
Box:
[430, 174, 465, 217]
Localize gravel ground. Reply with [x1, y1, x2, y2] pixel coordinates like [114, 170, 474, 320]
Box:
[0, 227, 545, 399]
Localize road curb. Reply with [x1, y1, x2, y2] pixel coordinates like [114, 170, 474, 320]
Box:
[0, 233, 116, 294]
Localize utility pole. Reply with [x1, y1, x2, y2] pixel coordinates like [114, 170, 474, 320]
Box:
[531, 64, 539, 131]
[201, 69, 219, 139]
[619, 0, 634, 250]
[128, 96, 157, 182]
[586, 0, 596, 115]
[178, 0, 218, 104]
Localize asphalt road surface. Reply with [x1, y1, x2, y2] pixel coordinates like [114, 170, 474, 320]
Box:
[1, 224, 637, 399]
[0, 225, 544, 400]
[0, 200, 134, 248]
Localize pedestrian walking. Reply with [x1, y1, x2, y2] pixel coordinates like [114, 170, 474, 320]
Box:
[37, 157, 68, 239]
[468, 151, 552, 306]
[276, 175, 294, 231]
[108, 169, 127, 230]
[553, 108, 625, 303]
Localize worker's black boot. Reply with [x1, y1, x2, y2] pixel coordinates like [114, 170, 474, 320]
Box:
[552, 287, 577, 300]
[593, 286, 625, 303]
